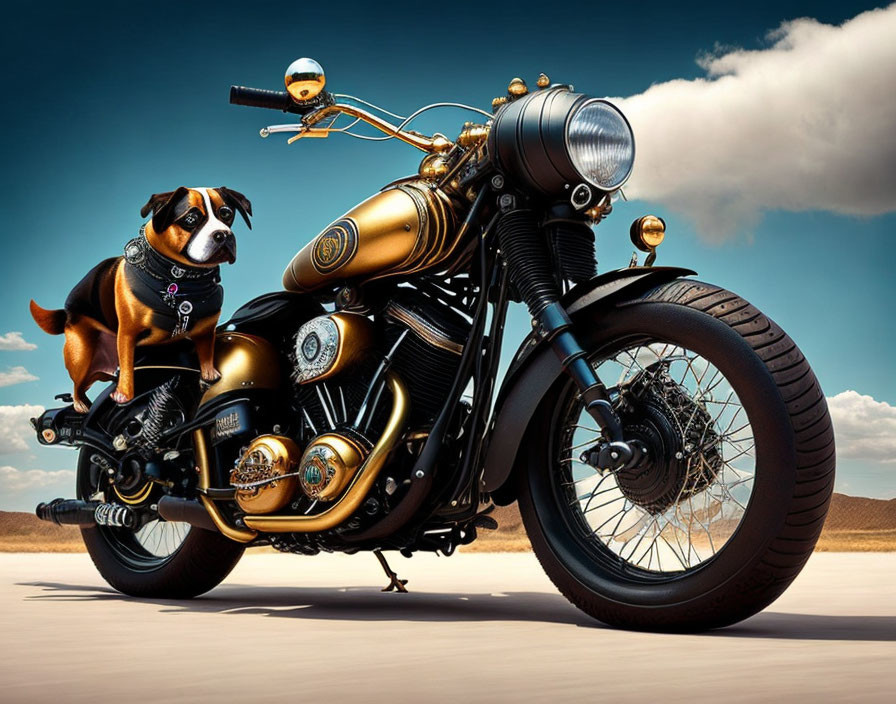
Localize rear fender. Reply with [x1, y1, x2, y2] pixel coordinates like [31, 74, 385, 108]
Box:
[483, 266, 695, 502]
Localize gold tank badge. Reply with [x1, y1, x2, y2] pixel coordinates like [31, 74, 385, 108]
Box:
[312, 218, 359, 274]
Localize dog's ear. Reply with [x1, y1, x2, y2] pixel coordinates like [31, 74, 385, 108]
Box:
[140, 187, 190, 232]
[217, 187, 253, 230]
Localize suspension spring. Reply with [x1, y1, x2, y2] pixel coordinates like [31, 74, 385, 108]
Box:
[94, 502, 136, 528]
[137, 377, 180, 456]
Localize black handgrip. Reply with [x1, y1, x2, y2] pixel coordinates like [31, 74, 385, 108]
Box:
[229, 85, 299, 113]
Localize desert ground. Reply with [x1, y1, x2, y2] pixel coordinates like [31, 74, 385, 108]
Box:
[0, 551, 893, 703]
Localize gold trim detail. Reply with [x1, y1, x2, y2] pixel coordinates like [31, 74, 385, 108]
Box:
[242, 371, 408, 533]
[113, 481, 154, 506]
[508, 77, 528, 97]
[385, 302, 463, 355]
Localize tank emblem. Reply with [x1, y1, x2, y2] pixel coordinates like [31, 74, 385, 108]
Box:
[312, 218, 358, 274]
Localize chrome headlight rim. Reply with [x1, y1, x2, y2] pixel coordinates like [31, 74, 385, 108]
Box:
[564, 98, 636, 192]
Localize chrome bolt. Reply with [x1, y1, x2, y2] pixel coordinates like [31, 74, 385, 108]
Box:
[491, 174, 505, 189]
[610, 451, 619, 460]
[415, 470, 425, 479]
[675, 451, 684, 460]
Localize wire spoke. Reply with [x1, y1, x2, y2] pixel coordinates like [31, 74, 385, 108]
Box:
[556, 340, 755, 574]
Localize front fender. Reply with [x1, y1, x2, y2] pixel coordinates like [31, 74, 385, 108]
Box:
[482, 266, 695, 501]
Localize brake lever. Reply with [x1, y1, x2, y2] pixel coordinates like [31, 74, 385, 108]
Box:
[259, 124, 305, 138]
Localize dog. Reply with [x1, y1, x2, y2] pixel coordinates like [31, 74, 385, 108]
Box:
[30, 186, 251, 413]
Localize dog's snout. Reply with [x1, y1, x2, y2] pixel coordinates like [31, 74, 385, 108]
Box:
[212, 230, 229, 244]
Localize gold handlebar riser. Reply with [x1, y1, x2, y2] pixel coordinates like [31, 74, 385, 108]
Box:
[297, 103, 454, 153]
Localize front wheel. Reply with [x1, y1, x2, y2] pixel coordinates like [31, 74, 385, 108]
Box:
[517, 280, 835, 631]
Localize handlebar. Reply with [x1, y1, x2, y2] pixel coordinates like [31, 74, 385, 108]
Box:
[230, 85, 457, 154]
[229, 86, 306, 114]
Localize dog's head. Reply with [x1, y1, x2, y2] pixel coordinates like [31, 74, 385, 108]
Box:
[140, 187, 252, 267]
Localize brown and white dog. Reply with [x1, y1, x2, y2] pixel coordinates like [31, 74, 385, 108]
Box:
[30, 186, 251, 412]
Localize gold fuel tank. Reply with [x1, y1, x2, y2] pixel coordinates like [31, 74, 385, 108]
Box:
[282, 180, 461, 293]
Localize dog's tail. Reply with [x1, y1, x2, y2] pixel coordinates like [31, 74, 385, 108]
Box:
[30, 300, 66, 335]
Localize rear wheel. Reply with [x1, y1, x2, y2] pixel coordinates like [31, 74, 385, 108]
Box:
[517, 280, 835, 631]
[77, 446, 245, 599]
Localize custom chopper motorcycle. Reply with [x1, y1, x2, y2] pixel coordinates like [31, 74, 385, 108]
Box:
[33, 58, 835, 631]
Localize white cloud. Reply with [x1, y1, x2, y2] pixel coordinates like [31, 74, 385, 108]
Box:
[0, 332, 37, 351]
[0, 404, 44, 454]
[616, 4, 896, 239]
[827, 390, 896, 464]
[0, 466, 75, 494]
[0, 366, 39, 387]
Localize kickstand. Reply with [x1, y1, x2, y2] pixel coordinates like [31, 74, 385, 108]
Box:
[374, 550, 409, 593]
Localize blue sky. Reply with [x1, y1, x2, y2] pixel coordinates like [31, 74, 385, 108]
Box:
[1, 0, 894, 509]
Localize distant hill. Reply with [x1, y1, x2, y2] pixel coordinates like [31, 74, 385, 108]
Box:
[1, 493, 893, 552]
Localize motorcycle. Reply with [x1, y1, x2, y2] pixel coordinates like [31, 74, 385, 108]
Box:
[32, 58, 835, 631]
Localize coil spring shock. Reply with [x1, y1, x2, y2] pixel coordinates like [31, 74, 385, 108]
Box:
[94, 502, 135, 528]
[136, 377, 180, 456]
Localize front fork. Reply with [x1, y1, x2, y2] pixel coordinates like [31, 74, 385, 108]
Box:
[535, 302, 638, 468]
[496, 206, 640, 471]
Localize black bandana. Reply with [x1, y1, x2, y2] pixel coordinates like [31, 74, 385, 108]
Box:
[123, 230, 223, 337]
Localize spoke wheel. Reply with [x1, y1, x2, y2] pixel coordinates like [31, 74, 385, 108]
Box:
[78, 452, 192, 571]
[560, 342, 755, 576]
[516, 280, 835, 631]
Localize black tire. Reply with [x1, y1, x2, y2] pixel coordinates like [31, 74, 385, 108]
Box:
[517, 280, 835, 631]
[77, 450, 245, 599]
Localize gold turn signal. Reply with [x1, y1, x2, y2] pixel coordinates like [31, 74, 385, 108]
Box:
[630, 215, 666, 252]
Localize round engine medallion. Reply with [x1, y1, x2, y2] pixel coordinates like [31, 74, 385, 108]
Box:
[302, 332, 321, 361]
[293, 316, 340, 383]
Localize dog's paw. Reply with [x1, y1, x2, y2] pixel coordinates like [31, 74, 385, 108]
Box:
[73, 401, 90, 414]
[110, 388, 131, 405]
[201, 368, 222, 383]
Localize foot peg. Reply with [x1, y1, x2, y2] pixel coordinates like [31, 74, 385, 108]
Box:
[374, 550, 409, 593]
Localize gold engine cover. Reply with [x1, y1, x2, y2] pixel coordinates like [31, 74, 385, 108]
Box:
[282, 180, 460, 293]
[298, 433, 367, 501]
[230, 435, 302, 514]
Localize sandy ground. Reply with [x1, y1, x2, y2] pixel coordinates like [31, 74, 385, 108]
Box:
[0, 552, 893, 703]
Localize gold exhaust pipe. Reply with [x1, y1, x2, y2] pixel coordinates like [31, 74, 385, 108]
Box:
[194, 429, 258, 543]
[242, 371, 408, 533]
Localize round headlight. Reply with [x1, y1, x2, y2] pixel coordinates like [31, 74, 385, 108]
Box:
[566, 99, 634, 191]
[489, 88, 635, 199]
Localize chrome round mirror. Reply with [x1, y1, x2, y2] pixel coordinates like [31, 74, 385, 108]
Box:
[285, 58, 326, 102]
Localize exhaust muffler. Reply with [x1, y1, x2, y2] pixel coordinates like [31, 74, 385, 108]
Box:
[36, 498, 135, 528]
